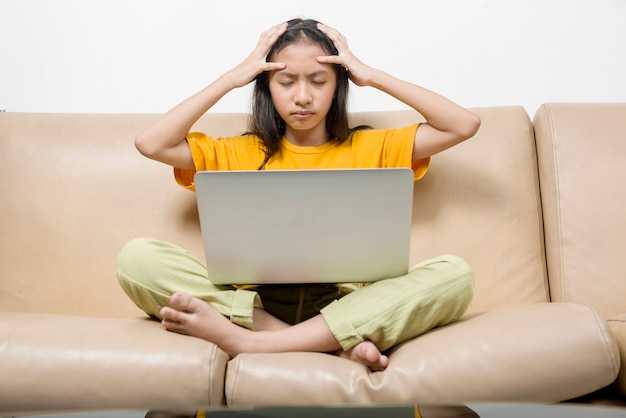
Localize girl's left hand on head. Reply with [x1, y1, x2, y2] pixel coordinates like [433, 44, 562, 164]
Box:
[316, 23, 374, 87]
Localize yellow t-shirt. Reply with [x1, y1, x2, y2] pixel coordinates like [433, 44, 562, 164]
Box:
[175, 123, 429, 190]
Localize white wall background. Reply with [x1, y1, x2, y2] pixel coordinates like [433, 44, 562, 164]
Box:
[1, 0, 625, 116]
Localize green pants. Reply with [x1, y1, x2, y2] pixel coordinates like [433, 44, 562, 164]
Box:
[116, 237, 474, 351]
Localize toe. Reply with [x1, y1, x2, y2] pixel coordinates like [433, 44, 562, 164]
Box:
[170, 291, 195, 312]
[160, 306, 182, 324]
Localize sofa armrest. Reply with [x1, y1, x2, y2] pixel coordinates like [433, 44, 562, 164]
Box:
[0, 313, 229, 414]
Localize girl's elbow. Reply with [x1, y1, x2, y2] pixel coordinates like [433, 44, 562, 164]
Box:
[462, 113, 481, 141]
[134, 133, 157, 158]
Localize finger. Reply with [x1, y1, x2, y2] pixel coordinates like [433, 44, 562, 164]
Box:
[317, 23, 347, 45]
[317, 55, 343, 66]
[317, 24, 353, 67]
[258, 22, 288, 47]
[260, 22, 287, 38]
[316, 22, 336, 36]
[263, 61, 287, 72]
[251, 22, 287, 63]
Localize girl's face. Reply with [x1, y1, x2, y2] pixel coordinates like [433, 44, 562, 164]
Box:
[268, 42, 337, 145]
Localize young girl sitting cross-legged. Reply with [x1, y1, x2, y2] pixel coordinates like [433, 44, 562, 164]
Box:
[116, 18, 480, 372]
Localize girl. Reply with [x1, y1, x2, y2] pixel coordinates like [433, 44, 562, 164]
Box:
[117, 19, 480, 372]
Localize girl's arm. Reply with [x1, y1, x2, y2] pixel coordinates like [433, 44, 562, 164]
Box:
[317, 24, 480, 161]
[134, 23, 288, 169]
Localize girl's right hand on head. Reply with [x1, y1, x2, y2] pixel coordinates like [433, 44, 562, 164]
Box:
[225, 22, 288, 89]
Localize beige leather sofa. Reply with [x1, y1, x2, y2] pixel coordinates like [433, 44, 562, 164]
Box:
[1, 103, 625, 414]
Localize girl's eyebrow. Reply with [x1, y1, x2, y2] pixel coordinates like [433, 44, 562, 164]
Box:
[276, 69, 329, 78]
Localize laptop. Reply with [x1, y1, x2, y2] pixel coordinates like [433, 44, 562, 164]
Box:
[194, 168, 414, 285]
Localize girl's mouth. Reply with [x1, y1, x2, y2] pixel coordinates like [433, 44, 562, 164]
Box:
[293, 111, 313, 118]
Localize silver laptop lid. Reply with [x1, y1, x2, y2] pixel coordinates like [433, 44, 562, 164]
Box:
[194, 168, 413, 285]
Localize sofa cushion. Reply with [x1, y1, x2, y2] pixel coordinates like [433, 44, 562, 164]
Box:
[225, 303, 619, 405]
[0, 313, 229, 413]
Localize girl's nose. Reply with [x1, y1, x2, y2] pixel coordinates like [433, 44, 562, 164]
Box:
[294, 83, 312, 105]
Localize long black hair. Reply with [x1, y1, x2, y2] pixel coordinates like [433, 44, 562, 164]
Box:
[248, 18, 368, 169]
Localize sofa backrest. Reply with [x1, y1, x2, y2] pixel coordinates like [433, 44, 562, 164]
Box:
[0, 107, 549, 317]
[0, 113, 247, 317]
[534, 103, 626, 319]
[349, 108, 549, 312]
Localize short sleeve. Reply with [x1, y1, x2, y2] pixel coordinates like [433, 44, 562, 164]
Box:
[173, 132, 266, 191]
[381, 123, 430, 181]
[173, 132, 210, 191]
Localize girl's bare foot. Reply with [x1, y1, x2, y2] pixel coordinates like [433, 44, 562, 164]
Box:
[335, 341, 389, 372]
[160, 291, 247, 357]
[161, 292, 389, 371]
